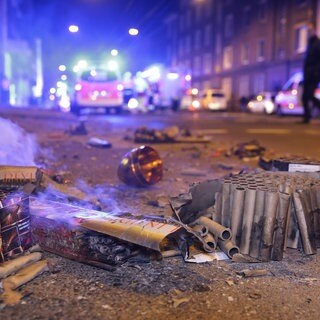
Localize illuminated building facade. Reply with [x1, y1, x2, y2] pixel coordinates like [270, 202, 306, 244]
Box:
[166, 0, 320, 109]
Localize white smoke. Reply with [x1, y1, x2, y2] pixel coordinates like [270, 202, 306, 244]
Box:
[0, 117, 38, 166]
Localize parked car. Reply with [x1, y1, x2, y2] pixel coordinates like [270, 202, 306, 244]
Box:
[201, 89, 227, 111]
[246, 92, 276, 114]
[274, 71, 320, 116]
[180, 88, 201, 111]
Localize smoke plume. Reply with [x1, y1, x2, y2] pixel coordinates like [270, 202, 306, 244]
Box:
[0, 117, 38, 166]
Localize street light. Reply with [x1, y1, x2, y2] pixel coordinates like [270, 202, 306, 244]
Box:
[68, 25, 79, 33]
[111, 49, 118, 56]
[58, 64, 66, 72]
[128, 28, 139, 36]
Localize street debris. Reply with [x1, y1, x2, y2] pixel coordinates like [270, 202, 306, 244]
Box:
[1, 148, 320, 309]
[66, 120, 88, 135]
[270, 156, 320, 172]
[87, 137, 112, 148]
[180, 168, 208, 176]
[236, 268, 269, 278]
[30, 197, 183, 254]
[117, 145, 163, 187]
[0, 252, 42, 279]
[170, 288, 192, 308]
[133, 126, 211, 144]
[134, 126, 182, 143]
[170, 170, 320, 262]
[226, 140, 266, 160]
[2, 259, 49, 305]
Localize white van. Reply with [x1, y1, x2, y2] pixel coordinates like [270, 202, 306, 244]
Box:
[274, 72, 320, 116]
[201, 89, 227, 111]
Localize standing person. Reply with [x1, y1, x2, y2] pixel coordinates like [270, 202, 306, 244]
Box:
[301, 29, 320, 123]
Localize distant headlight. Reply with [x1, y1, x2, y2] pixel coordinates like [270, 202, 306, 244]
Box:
[265, 101, 275, 114]
[192, 100, 200, 109]
[117, 84, 124, 91]
[128, 98, 139, 109]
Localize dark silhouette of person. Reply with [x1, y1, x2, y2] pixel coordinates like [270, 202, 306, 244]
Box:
[301, 30, 320, 123]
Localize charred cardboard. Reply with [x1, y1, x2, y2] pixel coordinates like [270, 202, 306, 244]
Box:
[29, 197, 189, 267]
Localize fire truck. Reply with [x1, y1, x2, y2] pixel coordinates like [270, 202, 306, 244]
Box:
[70, 67, 124, 114]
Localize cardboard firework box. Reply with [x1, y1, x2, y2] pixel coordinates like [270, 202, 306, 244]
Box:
[0, 166, 38, 262]
[29, 197, 184, 268]
[0, 189, 33, 262]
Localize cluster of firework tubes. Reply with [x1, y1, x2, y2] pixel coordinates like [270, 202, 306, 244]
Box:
[193, 171, 320, 261]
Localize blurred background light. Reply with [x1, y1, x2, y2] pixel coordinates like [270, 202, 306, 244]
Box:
[68, 24, 79, 33]
[128, 28, 139, 36]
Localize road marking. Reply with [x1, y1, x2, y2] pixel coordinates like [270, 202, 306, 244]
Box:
[195, 129, 228, 134]
[246, 128, 291, 134]
[305, 129, 320, 135]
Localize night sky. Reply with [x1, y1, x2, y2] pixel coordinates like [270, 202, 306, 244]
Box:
[8, 0, 178, 86]
[26, 0, 176, 80]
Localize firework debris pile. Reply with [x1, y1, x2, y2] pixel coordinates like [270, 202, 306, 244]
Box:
[1, 164, 320, 305]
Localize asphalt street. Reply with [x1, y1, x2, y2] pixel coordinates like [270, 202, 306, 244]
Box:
[0, 107, 320, 320]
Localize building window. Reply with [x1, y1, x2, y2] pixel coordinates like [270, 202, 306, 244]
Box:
[279, 5, 286, 36]
[195, 5, 201, 22]
[205, 0, 213, 18]
[225, 14, 234, 38]
[243, 6, 250, 27]
[295, 25, 308, 53]
[258, 0, 267, 21]
[253, 74, 265, 93]
[257, 39, 265, 61]
[216, 34, 222, 56]
[241, 44, 249, 64]
[186, 35, 191, 53]
[194, 29, 201, 49]
[223, 46, 233, 70]
[179, 40, 184, 57]
[186, 10, 191, 29]
[193, 56, 201, 76]
[217, 3, 222, 25]
[278, 48, 285, 59]
[179, 16, 184, 32]
[296, 0, 307, 6]
[185, 59, 191, 71]
[204, 24, 212, 46]
[203, 53, 212, 75]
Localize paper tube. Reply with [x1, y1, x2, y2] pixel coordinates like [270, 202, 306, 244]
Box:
[286, 201, 300, 249]
[203, 232, 217, 250]
[213, 192, 222, 223]
[2, 260, 49, 291]
[292, 191, 316, 255]
[259, 189, 279, 261]
[218, 239, 239, 258]
[0, 252, 42, 279]
[221, 181, 231, 228]
[240, 187, 257, 254]
[230, 186, 246, 246]
[301, 189, 316, 243]
[310, 186, 320, 237]
[191, 224, 209, 237]
[197, 216, 231, 240]
[249, 188, 266, 258]
[271, 192, 291, 261]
